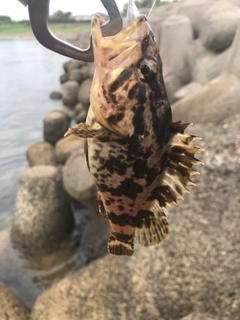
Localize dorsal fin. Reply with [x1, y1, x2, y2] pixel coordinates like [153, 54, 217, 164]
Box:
[135, 201, 169, 246]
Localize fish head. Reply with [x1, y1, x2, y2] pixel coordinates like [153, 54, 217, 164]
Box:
[90, 14, 170, 137]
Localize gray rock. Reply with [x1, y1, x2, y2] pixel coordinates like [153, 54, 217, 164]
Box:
[164, 71, 182, 104]
[177, 0, 216, 37]
[44, 110, 70, 145]
[63, 151, 98, 217]
[160, 15, 193, 85]
[81, 215, 109, 262]
[31, 121, 240, 320]
[55, 135, 84, 165]
[75, 102, 86, 114]
[172, 74, 240, 124]
[0, 281, 30, 320]
[62, 80, 79, 107]
[174, 82, 202, 101]
[75, 103, 88, 123]
[224, 21, 240, 80]
[199, 2, 240, 52]
[179, 312, 218, 320]
[60, 73, 68, 84]
[77, 78, 92, 108]
[26, 142, 56, 167]
[49, 90, 62, 100]
[11, 165, 74, 254]
[68, 69, 86, 84]
[64, 59, 88, 73]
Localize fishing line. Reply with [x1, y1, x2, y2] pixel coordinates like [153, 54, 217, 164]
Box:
[147, 0, 157, 19]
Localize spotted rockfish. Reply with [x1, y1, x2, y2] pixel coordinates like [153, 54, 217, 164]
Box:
[65, 5, 203, 256]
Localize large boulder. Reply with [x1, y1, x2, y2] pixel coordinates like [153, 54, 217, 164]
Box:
[30, 121, 240, 320]
[26, 142, 56, 167]
[160, 15, 193, 85]
[224, 21, 240, 80]
[43, 110, 70, 145]
[55, 135, 84, 165]
[199, 1, 240, 52]
[63, 151, 98, 218]
[0, 281, 30, 320]
[77, 78, 92, 108]
[11, 166, 74, 254]
[172, 74, 240, 124]
[62, 80, 79, 107]
[179, 312, 218, 320]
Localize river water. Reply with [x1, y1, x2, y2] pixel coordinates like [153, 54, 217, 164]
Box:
[0, 39, 69, 231]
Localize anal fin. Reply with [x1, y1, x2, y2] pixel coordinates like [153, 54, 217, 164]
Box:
[108, 233, 134, 256]
[135, 202, 169, 247]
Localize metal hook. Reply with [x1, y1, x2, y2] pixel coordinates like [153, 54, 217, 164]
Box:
[18, 0, 123, 62]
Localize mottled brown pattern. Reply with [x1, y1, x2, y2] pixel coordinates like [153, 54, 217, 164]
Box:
[65, 15, 203, 256]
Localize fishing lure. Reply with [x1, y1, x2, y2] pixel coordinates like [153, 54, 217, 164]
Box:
[65, 4, 203, 256]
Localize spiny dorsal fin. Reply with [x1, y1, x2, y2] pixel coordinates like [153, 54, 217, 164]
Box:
[152, 122, 203, 208]
[135, 201, 169, 246]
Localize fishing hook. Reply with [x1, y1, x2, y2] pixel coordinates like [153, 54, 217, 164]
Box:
[17, 0, 123, 62]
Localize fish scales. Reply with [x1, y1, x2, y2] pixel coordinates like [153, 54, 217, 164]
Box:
[65, 15, 203, 256]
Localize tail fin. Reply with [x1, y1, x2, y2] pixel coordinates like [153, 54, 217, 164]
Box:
[108, 233, 134, 256]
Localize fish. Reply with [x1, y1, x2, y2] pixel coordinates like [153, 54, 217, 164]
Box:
[65, 6, 203, 256]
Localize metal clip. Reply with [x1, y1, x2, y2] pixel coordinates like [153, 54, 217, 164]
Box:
[18, 0, 122, 62]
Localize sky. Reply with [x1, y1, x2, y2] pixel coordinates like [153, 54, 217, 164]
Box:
[2, 0, 129, 21]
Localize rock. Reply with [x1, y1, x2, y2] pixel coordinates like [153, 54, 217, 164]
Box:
[164, 71, 182, 104]
[62, 80, 79, 107]
[68, 69, 86, 84]
[64, 59, 88, 73]
[88, 63, 95, 78]
[11, 166, 74, 254]
[63, 151, 98, 218]
[77, 78, 92, 108]
[30, 121, 240, 320]
[0, 281, 30, 320]
[44, 110, 70, 145]
[49, 90, 62, 100]
[172, 74, 240, 124]
[199, 2, 240, 52]
[160, 15, 193, 85]
[55, 135, 84, 165]
[75, 103, 88, 123]
[174, 82, 202, 101]
[177, 0, 215, 37]
[179, 312, 218, 320]
[75, 102, 86, 114]
[224, 21, 240, 80]
[60, 73, 68, 84]
[26, 142, 56, 167]
[81, 215, 109, 262]
[186, 39, 217, 84]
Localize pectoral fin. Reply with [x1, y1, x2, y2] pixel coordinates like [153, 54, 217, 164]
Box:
[64, 122, 109, 138]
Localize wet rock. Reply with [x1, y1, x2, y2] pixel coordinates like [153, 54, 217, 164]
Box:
[81, 215, 109, 262]
[179, 312, 218, 320]
[31, 121, 240, 320]
[199, 2, 240, 52]
[224, 21, 240, 80]
[174, 82, 202, 101]
[60, 73, 68, 84]
[44, 110, 70, 145]
[172, 74, 240, 124]
[11, 165, 74, 254]
[0, 281, 30, 320]
[78, 78, 92, 108]
[49, 90, 62, 100]
[55, 135, 84, 165]
[26, 142, 56, 167]
[160, 15, 193, 85]
[62, 80, 79, 107]
[63, 151, 98, 218]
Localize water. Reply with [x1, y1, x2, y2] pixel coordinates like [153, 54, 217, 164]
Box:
[0, 39, 69, 230]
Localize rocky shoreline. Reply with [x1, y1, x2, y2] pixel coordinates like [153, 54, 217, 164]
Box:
[1, 0, 240, 319]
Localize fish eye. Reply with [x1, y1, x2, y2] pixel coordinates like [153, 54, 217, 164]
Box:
[140, 64, 151, 76]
